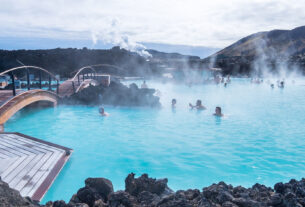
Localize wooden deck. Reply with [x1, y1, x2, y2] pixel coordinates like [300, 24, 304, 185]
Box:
[0, 132, 72, 201]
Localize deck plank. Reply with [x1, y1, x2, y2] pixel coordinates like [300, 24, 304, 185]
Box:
[13, 152, 53, 191]
[0, 136, 44, 155]
[5, 134, 66, 153]
[21, 151, 63, 196]
[0, 132, 72, 201]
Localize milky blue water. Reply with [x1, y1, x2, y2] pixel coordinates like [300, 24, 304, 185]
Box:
[4, 79, 305, 203]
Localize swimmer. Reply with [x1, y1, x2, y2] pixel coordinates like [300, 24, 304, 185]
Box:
[213, 106, 224, 117]
[189, 100, 206, 110]
[224, 82, 227, 87]
[141, 80, 148, 89]
[99, 107, 109, 116]
[278, 81, 284, 88]
[270, 84, 274, 89]
[171, 99, 177, 108]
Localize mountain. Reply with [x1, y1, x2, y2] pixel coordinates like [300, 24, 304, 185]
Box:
[204, 26, 305, 75]
[215, 26, 305, 57]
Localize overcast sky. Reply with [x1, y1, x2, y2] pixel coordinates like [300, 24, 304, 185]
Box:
[0, 0, 304, 48]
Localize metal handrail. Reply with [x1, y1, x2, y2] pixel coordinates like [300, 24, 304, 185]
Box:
[0, 66, 59, 96]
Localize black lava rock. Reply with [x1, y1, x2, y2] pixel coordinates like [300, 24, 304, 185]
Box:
[3, 174, 305, 207]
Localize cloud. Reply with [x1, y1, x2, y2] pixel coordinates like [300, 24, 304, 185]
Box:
[0, 0, 304, 48]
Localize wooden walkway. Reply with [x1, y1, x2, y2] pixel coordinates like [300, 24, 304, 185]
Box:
[0, 90, 58, 129]
[58, 80, 79, 98]
[0, 90, 22, 106]
[58, 78, 97, 98]
[0, 132, 72, 201]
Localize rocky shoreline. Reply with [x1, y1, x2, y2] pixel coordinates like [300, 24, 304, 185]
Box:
[2, 173, 305, 207]
[61, 81, 161, 108]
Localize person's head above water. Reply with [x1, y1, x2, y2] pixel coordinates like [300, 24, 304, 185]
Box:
[189, 99, 206, 110]
[99, 107, 104, 114]
[214, 106, 223, 117]
[172, 99, 177, 106]
[99, 106, 109, 116]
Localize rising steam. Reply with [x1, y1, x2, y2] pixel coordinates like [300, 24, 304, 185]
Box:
[251, 35, 303, 79]
[91, 18, 151, 58]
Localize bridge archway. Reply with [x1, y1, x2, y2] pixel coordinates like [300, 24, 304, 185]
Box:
[0, 65, 60, 96]
[89, 64, 125, 75]
[0, 90, 58, 131]
[70, 64, 124, 78]
[71, 66, 97, 81]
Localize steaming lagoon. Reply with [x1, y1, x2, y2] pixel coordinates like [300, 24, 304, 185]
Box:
[4, 79, 305, 203]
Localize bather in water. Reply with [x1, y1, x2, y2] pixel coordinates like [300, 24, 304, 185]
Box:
[189, 100, 206, 110]
[213, 106, 224, 117]
[99, 107, 109, 116]
[171, 99, 177, 108]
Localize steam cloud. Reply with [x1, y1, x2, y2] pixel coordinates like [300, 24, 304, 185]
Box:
[91, 18, 151, 58]
[251, 35, 303, 79]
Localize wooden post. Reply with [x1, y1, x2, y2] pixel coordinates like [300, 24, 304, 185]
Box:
[0, 124, 3, 132]
[26, 68, 30, 90]
[39, 71, 42, 89]
[10, 72, 16, 96]
[56, 80, 59, 94]
[72, 81, 75, 93]
[48, 75, 52, 91]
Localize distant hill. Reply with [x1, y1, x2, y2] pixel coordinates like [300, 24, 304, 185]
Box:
[215, 26, 305, 57]
[204, 26, 305, 75]
[0, 47, 201, 78]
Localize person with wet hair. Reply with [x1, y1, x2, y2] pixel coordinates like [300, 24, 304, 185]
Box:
[172, 99, 177, 108]
[278, 81, 284, 88]
[189, 99, 206, 110]
[99, 107, 109, 116]
[270, 84, 274, 89]
[213, 106, 224, 117]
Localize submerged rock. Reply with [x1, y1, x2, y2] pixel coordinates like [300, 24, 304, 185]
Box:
[2, 174, 305, 207]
